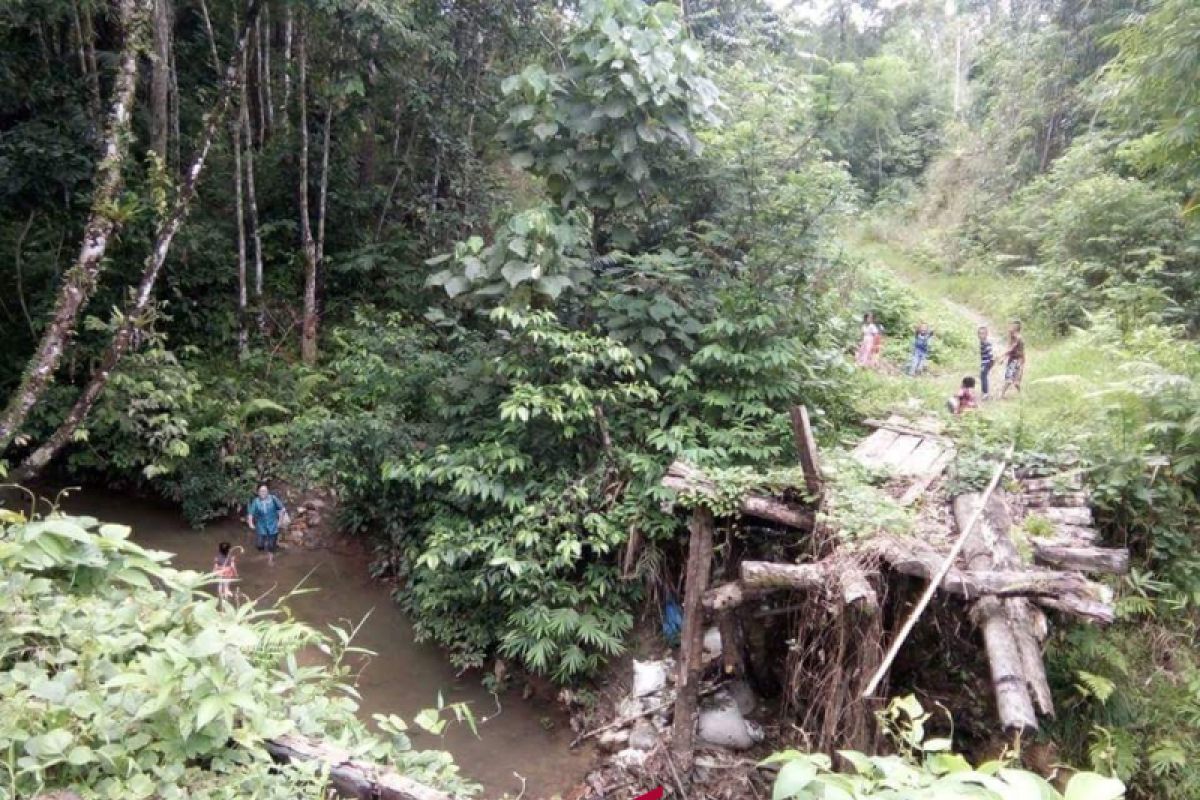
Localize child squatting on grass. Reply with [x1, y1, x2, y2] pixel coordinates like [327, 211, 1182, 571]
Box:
[948, 376, 978, 415]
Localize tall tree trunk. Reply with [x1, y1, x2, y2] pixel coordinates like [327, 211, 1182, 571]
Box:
[197, 0, 221, 73]
[297, 18, 319, 364]
[242, 49, 265, 334]
[169, 36, 181, 170]
[71, 2, 101, 122]
[150, 0, 172, 160]
[261, 2, 274, 132]
[17, 0, 264, 479]
[317, 102, 332, 265]
[233, 86, 249, 359]
[281, 5, 293, 123]
[255, 15, 267, 142]
[82, 5, 102, 119]
[0, 0, 147, 455]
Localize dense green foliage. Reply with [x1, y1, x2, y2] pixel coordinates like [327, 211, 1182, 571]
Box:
[767, 697, 1124, 800]
[0, 508, 474, 799]
[2, 0, 1200, 797]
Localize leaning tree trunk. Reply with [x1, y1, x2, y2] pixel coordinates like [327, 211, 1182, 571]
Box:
[16, 0, 264, 480]
[297, 17, 319, 364]
[0, 0, 147, 455]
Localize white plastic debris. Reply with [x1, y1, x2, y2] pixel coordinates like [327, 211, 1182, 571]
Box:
[612, 748, 650, 768]
[702, 626, 723, 662]
[629, 718, 658, 751]
[632, 659, 670, 698]
[697, 692, 762, 750]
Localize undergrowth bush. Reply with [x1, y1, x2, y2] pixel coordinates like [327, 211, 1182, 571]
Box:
[0, 507, 474, 799]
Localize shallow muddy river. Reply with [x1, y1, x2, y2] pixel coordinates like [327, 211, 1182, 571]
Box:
[56, 491, 593, 799]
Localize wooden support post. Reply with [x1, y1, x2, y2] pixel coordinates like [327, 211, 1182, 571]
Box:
[716, 609, 744, 677]
[790, 405, 823, 498]
[672, 506, 715, 769]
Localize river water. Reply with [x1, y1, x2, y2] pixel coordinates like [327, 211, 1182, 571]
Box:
[56, 491, 594, 799]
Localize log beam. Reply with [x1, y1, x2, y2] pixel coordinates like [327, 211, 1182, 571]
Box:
[870, 538, 1112, 622]
[662, 460, 814, 530]
[266, 734, 453, 800]
[1032, 544, 1129, 575]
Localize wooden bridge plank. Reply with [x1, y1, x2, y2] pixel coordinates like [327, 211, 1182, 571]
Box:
[878, 434, 926, 471]
[853, 429, 901, 467]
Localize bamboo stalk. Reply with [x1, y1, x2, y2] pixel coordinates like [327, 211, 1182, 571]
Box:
[861, 443, 1015, 699]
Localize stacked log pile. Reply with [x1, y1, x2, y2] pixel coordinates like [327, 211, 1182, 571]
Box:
[659, 410, 1128, 758]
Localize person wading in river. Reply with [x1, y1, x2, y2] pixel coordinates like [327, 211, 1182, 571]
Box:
[246, 483, 288, 565]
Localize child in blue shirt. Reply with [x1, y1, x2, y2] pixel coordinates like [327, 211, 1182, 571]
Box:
[906, 323, 934, 376]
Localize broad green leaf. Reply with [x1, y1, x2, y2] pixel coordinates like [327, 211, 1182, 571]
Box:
[773, 758, 817, 800]
[1063, 773, 1124, 800]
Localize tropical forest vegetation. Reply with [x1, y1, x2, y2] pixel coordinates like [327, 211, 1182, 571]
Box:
[0, 0, 1197, 797]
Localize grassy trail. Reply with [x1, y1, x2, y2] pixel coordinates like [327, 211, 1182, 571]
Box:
[846, 234, 1117, 448]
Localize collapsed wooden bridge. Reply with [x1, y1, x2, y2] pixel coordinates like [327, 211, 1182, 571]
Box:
[662, 410, 1127, 762]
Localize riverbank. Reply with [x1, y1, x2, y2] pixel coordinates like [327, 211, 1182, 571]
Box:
[54, 489, 595, 799]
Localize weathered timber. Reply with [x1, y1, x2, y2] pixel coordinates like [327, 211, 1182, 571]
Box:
[1023, 491, 1090, 508]
[853, 429, 901, 465]
[265, 734, 452, 800]
[740, 560, 829, 592]
[878, 435, 926, 472]
[863, 417, 948, 440]
[956, 492, 1042, 731]
[1035, 507, 1094, 526]
[662, 461, 814, 530]
[900, 439, 946, 477]
[838, 566, 879, 612]
[673, 507, 715, 768]
[870, 538, 1111, 621]
[702, 558, 875, 612]
[789, 405, 823, 498]
[717, 609, 745, 677]
[621, 524, 643, 578]
[970, 596, 1038, 732]
[1036, 524, 1099, 545]
[1007, 598, 1054, 716]
[1020, 475, 1083, 493]
[1032, 544, 1129, 575]
[898, 450, 955, 506]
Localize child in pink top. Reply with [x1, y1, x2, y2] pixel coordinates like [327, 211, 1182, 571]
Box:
[948, 376, 978, 415]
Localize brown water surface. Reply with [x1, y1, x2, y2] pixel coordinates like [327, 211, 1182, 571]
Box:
[54, 490, 593, 799]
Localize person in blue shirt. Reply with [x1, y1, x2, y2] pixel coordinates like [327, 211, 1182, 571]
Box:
[246, 483, 287, 564]
[906, 323, 934, 376]
[978, 326, 995, 399]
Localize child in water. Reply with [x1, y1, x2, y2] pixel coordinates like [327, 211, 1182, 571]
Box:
[214, 541, 238, 602]
[948, 376, 978, 415]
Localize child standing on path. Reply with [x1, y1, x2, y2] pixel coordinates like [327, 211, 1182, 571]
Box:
[856, 312, 883, 368]
[978, 326, 995, 399]
[1001, 321, 1025, 399]
[247, 483, 288, 565]
[906, 323, 934, 376]
[214, 541, 238, 602]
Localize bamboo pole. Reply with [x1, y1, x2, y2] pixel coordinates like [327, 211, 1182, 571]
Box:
[861, 443, 1014, 699]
